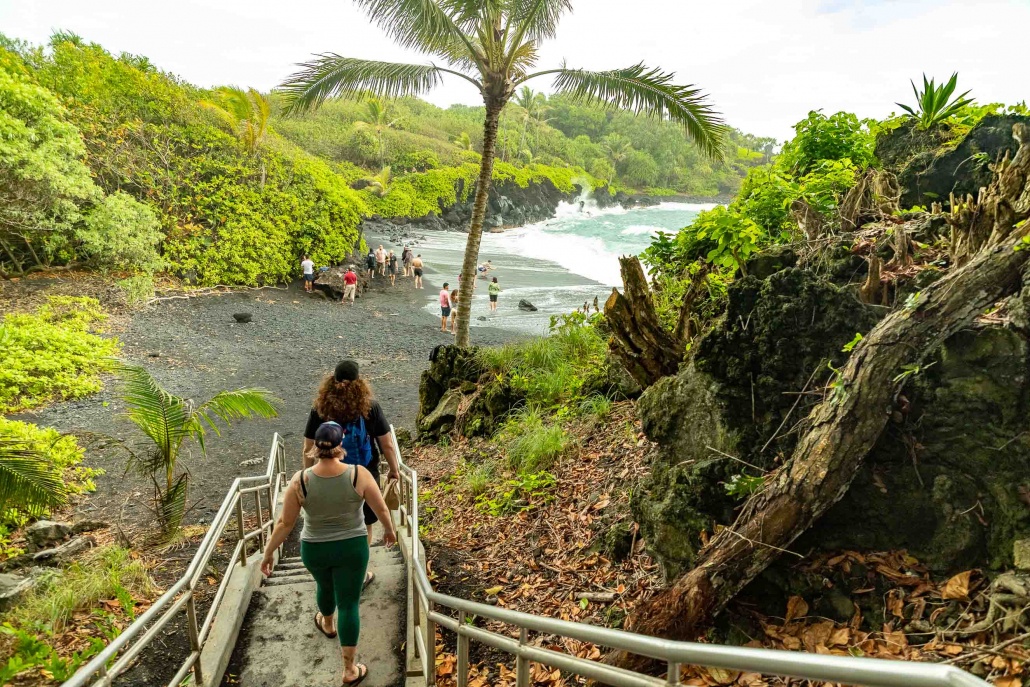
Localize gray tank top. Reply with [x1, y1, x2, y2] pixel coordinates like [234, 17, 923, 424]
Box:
[299, 466, 367, 542]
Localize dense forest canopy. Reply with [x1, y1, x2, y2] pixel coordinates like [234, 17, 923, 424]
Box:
[0, 31, 773, 287]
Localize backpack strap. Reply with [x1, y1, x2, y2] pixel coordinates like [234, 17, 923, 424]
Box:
[300, 468, 309, 498]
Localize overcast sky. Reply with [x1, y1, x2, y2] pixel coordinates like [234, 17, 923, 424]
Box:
[1, 0, 1027, 141]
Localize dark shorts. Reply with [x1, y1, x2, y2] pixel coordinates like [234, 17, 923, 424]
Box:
[441, 306, 451, 317]
[362, 456, 381, 526]
[489, 294, 498, 303]
[414, 268, 423, 277]
[304, 273, 316, 282]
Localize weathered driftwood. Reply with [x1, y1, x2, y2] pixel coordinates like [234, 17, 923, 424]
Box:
[790, 198, 825, 240]
[949, 123, 1030, 267]
[840, 168, 902, 232]
[604, 257, 683, 389]
[858, 254, 884, 305]
[607, 125, 1030, 673]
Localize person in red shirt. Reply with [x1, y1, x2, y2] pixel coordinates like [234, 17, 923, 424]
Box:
[343, 266, 358, 304]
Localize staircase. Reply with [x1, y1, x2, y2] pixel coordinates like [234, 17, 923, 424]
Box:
[228, 544, 406, 687]
[62, 431, 993, 687]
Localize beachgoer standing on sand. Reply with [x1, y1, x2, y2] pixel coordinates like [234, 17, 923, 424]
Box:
[262, 421, 396, 687]
[365, 249, 376, 279]
[302, 255, 315, 293]
[412, 255, 424, 289]
[388, 250, 398, 286]
[401, 246, 413, 277]
[343, 266, 357, 304]
[449, 286, 459, 333]
[488, 277, 500, 312]
[375, 245, 386, 277]
[439, 283, 451, 332]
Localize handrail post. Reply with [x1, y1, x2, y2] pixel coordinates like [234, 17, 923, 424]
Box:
[667, 661, 681, 686]
[254, 489, 265, 548]
[516, 627, 530, 687]
[457, 611, 469, 687]
[236, 496, 247, 567]
[186, 592, 204, 684]
[424, 596, 437, 687]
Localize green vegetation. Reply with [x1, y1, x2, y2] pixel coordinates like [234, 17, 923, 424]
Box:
[0, 297, 119, 414]
[2, 546, 156, 682]
[500, 408, 569, 474]
[114, 364, 280, 536]
[475, 471, 556, 517]
[280, 0, 727, 346]
[897, 73, 973, 130]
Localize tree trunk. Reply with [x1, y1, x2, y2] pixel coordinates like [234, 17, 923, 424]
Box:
[609, 207, 1030, 673]
[604, 256, 683, 389]
[455, 100, 504, 347]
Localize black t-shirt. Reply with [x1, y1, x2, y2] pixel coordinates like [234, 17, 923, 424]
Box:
[304, 401, 391, 459]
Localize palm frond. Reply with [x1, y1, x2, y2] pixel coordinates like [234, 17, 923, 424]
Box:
[280, 56, 450, 113]
[545, 62, 726, 160]
[507, 0, 572, 44]
[115, 364, 195, 474]
[0, 440, 68, 514]
[157, 473, 189, 536]
[191, 388, 280, 452]
[356, 0, 480, 65]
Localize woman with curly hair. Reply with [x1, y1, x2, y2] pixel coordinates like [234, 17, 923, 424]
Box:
[303, 360, 401, 589]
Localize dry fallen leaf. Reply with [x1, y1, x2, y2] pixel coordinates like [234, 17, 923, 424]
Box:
[992, 677, 1021, 687]
[484, 585, 504, 596]
[941, 570, 973, 600]
[784, 595, 809, 623]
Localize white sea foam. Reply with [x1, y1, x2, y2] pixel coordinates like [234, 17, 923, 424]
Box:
[621, 225, 664, 236]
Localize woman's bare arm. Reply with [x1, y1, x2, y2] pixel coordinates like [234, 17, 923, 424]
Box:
[261, 472, 303, 574]
[355, 466, 396, 546]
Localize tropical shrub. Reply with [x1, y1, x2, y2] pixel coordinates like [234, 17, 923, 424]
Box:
[778, 111, 876, 177]
[897, 73, 974, 130]
[114, 364, 279, 536]
[76, 192, 164, 273]
[0, 297, 119, 414]
[731, 166, 799, 234]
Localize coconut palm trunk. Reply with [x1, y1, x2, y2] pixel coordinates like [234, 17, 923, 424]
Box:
[456, 102, 502, 345]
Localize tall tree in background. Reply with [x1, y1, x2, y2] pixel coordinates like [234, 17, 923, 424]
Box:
[357, 96, 399, 167]
[200, 86, 271, 184]
[281, 0, 726, 346]
[515, 86, 547, 157]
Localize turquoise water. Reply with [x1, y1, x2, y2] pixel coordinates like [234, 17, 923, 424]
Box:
[382, 200, 714, 333]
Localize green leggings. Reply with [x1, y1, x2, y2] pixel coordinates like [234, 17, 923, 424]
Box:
[300, 537, 369, 646]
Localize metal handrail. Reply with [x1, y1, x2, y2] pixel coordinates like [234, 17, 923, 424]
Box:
[62, 433, 288, 687]
[390, 428, 989, 687]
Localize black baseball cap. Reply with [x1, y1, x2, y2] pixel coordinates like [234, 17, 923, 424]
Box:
[314, 421, 344, 448]
[334, 359, 359, 382]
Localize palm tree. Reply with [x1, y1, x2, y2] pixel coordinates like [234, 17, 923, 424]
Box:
[602, 133, 633, 171]
[280, 0, 726, 346]
[115, 365, 279, 536]
[356, 96, 400, 167]
[200, 87, 271, 154]
[200, 87, 272, 185]
[515, 86, 547, 157]
[366, 166, 393, 196]
[453, 131, 474, 151]
[0, 440, 68, 516]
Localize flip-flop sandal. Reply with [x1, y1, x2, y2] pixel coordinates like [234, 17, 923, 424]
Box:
[314, 612, 337, 639]
[342, 663, 368, 686]
[363, 572, 375, 590]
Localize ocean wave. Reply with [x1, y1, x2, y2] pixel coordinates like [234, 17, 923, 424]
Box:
[621, 225, 663, 236]
[492, 226, 623, 286]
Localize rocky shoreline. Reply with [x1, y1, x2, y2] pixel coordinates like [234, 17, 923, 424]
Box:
[360, 177, 725, 241]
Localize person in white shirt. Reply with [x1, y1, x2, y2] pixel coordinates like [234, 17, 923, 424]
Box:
[301, 255, 315, 293]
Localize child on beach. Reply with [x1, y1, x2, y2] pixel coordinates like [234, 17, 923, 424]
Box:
[301, 255, 315, 293]
[439, 283, 451, 332]
[488, 277, 500, 312]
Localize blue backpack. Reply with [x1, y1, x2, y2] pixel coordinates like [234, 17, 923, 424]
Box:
[340, 416, 373, 467]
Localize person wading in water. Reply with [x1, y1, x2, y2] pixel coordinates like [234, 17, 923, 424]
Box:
[303, 360, 400, 587]
[263, 421, 396, 686]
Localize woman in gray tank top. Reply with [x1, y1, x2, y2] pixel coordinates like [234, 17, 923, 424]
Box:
[262, 422, 396, 686]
